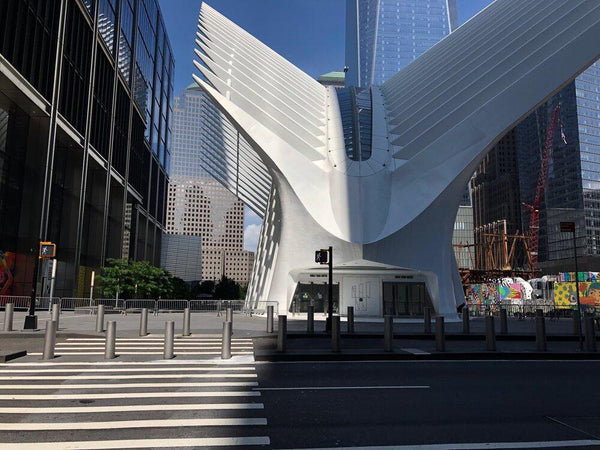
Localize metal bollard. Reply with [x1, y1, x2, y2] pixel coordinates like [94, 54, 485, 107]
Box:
[96, 304, 105, 333]
[535, 309, 543, 318]
[485, 315, 496, 351]
[384, 315, 393, 352]
[105, 321, 116, 359]
[42, 320, 57, 360]
[267, 305, 274, 333]
[51, 303, 60, 330]
[3, 303, 13, 331]
[332, 316, 341, 352]
[424, 307, 432, 334]
[347, 306, 355, 333]
[164, 321, 175, 359]
[226, 307, 233, 324]
[277, 315, 287, 352]
[140, 308, 148, 336]
[462, 306, 470, 334]
[307, 306, 314, 334]
[435, 316, 445, 352]
[584, 316, 597, 352]
[183, 308, 191, 337]
[500, 308, 508, 335]
[536, 314, 547, 352]
[221, 321, 232, 359]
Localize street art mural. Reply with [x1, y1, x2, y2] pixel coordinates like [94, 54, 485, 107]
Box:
[553, 282, 600, 312]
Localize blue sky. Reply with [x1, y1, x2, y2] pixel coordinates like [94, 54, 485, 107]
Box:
[157, 0, 494, 250]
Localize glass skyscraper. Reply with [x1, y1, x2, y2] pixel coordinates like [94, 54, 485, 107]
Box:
[345, 0, 458, 88]
[0, 0, 173, 296]
[516, 61, 600, 270]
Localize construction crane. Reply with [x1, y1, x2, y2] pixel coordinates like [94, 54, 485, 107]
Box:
[522, 103, 562, 272]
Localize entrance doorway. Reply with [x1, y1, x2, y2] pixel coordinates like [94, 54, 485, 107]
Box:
[291, 282, 340, 313]
[382, 282, 432, 316]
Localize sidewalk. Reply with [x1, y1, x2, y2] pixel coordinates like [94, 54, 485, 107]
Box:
[0, 310, 598, 362]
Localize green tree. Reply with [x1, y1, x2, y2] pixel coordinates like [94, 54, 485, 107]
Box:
[97, 259, 190, 299]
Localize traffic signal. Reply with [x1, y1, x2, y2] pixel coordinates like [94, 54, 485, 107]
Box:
[39, 242, 56, 259]
[315, 249, 329, 264]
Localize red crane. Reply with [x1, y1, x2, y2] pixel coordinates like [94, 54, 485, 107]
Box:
[522, 103, 562, 272]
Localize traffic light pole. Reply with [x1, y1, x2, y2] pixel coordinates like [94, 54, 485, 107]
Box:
[326, 246, 333, 332]
[24, 247, 40, 330]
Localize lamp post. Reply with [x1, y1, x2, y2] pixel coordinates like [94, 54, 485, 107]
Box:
[89, 270, 95, 308]
[560, 221, 582, 349]
[315, 247, 333, 332]
[23, 246, 40, 330]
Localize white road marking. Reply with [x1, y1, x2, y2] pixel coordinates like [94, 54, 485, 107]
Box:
[0, 367, 255, 373]
[254, 385, 429, 391]
[401, 348, 431, 355]
[0, 381, 257, 389]
[0, 417, 267, 431]
[0, 391, 260, 400]
[66, 338, 253, 342]
[0, 403, 264, 413]
[0, 360, 254, 366]
[286, 440, 600, 449]
[0, 436, 270, 449]
[27, 351, 253, 355]
[0, 373, 257, 380]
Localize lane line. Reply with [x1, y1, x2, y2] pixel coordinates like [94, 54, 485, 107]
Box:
[0, 381, 258, 389]
[0, 391, 261, 400]
[0, 436, 270, 449]
[0, 403, 264, 413]
[0, 417, 267, 430]
[0, 374, 257, 380]
[254, 385, 429, 391]
[285, 440, 600, 449]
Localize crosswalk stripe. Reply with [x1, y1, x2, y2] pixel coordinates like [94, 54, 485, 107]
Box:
[53, 346, 254, 349]
[56, 343, 253, 346]
[0, 381, 258, 389]
[27, 351, 253, 355]
[0, 367, 255, 373]
[65, 338, 254, 342]
[0, 360, 254, 366]
[0, 391, 261, 400]
[0, 417, 267, 431]
[0, 436, 271, 449]
[0, 374, 257, 380]
[0, 403, 264, 413]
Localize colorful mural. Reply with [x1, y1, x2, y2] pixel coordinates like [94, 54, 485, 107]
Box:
[554, 282, 600, 312]
[498, 283, 523, 301]
[466, 284, 499, 306]
[0, 251, 15, 295]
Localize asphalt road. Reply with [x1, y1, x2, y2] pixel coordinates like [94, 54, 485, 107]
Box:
[255, 360, 600, 449]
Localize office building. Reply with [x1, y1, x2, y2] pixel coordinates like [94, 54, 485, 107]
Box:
[516, 65, 600, 273]
[0, 0, 173, 296]
[164, 87, 255, 285]
[193, 0, 600, 316]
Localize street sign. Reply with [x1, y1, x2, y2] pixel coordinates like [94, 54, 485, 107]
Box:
[315, 249, 329, 264]
[560, 221, 575, 233]
[39, 242, 56, 259]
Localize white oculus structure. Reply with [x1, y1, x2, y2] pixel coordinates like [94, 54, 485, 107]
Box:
[192, 0, 600, 317]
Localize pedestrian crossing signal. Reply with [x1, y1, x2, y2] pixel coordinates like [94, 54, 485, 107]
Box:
[39, 242, 56, 259]
[315, 249, 329, 264]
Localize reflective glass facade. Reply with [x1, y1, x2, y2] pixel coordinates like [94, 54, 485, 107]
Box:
[346, 0, 458, 87]
[0, 0, 173, 297]
[516, 61, 600, 266]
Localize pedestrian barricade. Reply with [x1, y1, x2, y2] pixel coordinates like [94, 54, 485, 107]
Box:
[189, 300, 221, 312]
[0, 296, 30, 310]
[157, 299, 189, 312]
[124, 299, 156, 313]
[38, 297, 61, 312]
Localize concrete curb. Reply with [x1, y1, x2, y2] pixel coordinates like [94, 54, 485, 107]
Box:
[0, 351, 27, 362]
